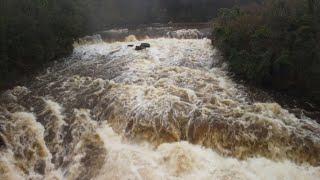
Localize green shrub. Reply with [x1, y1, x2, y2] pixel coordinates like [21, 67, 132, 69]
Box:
[213, 0, 320, 104]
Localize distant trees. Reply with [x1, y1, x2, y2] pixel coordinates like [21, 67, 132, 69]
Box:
[160, 0, 252, 22]
[213, 0, 320, 104]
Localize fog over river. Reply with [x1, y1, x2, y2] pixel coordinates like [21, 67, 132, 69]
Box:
[0, 27, 319, 179]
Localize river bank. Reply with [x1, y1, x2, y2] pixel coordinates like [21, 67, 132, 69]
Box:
[212, 2, 320, 109]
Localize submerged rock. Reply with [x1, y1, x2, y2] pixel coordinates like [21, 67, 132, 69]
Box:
[135, 46, 144, 51]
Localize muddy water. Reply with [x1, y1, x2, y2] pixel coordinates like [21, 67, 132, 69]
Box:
[0, 28, 320, 179]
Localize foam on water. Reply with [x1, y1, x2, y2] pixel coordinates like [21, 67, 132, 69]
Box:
[0, 31, 320, 179]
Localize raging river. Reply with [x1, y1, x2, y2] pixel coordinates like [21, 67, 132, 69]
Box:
[0, 26, 320, 180]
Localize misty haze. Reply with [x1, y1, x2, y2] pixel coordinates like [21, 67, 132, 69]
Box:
[1, 0, 320, 179]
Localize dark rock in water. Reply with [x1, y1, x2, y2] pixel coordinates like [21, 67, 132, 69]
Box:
[128, 44, 134, 47]
[135, 46, 144, 51]
[135, 43, 151, 51]
[140, 43, 150, 48]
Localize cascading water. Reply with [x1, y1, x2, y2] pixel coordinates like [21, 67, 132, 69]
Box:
[0, 27, 319, 180]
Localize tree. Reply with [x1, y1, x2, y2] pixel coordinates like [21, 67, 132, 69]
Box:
[213, 0, 320, 104]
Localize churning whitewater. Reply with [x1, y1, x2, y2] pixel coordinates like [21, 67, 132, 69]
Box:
[0, 29, 320, 180]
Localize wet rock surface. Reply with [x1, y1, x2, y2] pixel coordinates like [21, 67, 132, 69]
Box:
[135, 43, 151, 51]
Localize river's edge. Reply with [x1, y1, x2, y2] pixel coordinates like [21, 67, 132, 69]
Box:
[213, 52, 320, 123]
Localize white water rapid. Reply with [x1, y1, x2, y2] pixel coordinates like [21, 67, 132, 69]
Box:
[0, 28, 319, 180]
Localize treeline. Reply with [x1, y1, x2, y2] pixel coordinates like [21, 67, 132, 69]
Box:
[213, 0, 320, 104]
[161, 0, 253, 22]
[1, 0, 251, 89]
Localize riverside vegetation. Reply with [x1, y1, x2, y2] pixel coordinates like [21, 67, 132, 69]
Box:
[213, 0, 320, 105]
